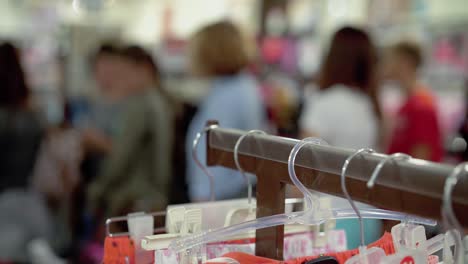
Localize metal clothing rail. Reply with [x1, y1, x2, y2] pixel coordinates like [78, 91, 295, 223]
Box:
[205, 124, 468, 260]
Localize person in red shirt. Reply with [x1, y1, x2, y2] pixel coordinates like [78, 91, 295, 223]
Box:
[385, 42, 443, 162]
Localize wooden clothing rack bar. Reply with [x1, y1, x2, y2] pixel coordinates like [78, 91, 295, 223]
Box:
[205, 124, 468, 260]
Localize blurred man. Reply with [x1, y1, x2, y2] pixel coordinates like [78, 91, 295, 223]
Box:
[87, 46, 173, 218]
[385, 42, 443, 162]
[81, 44, 126, 154]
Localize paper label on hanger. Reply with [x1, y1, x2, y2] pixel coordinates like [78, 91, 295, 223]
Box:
[206, 242, 255, 259]
[155, 248, 178, 264]
[283, 230, 347, 260]
[152, 230, 347, 263]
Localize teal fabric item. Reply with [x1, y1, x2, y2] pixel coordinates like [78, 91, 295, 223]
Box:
[336, 219, 383, 249]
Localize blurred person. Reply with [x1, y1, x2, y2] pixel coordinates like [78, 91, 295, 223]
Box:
[80, 44, 126, 157]
[384, 42, 443, 162]
[77, 45, 127, 210]
[300, 27, 382, 149]
[0, 42, 44, 193]
[298, 27, 383, 249]
[87, 45, 173, 218]
[71, 44, 127, 251]
[186, 21, 266, 201]
[0, 42, 66, 263]
[92, 44, 125, 102]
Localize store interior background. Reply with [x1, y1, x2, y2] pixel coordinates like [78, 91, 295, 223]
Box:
[1, 0, 468, 263]
[1, 0, 467, 152]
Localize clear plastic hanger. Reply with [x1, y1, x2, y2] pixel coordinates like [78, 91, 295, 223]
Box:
[342, 148, 386, 264]
[169, 138, 436, 253]
[192, 124, 219, 201]
[441, 162, 467, 264]
[223, 130, 266, 227]
[233, 130, 266, 208]
[194, 127, 261, 227]
[366, 153, 426, 264]
[189, 127, 303, 229]
[369, 154, 466, 263]
[367, 153, 412, 189]
[367, 153, 421, 251]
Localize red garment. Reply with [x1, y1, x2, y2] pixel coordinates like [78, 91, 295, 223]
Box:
[223, 232, 395, 264]
[387, 88, 443, 162]
[103, 236, 135, 264]
[222, 252, 280, 264]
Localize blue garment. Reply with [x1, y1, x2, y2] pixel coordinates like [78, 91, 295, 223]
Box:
[336, 219, 383, 249]
[186, 74, 266, 201]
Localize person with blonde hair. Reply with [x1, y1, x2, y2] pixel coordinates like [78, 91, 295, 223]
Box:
[186, 21, 266, 201]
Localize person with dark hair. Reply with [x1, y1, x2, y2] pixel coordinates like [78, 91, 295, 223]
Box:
[384, 41, 443, 161]
[0, 42, 68, 263]
[91, 43, 123, 101]
[185, 21, 266, 201]
[299, 27, 383, 249]
[80, 43, 125, 154]
[300, 26, 381, 149]
[0, 42, 44, 192]
[87, 45, 173, 217]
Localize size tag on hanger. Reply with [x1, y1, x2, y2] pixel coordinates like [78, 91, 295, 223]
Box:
[378, 249, 426, 264]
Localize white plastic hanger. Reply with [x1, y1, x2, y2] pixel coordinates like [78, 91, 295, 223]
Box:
[142, 208, 202, 251]
[105, 211, 166, 237]
[127, 212, 154, 263]
[441, 162, 467, 264]
[169, 139, 437, 253]
[342, 148, 386, 264]
[367, 153, 426, 264]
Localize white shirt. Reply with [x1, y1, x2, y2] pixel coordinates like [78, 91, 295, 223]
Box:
[300, 85, 378, 149]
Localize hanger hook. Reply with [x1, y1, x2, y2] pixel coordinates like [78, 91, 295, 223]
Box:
[192, 124, 219, 201]
[367, 153, 412, 189]
[234, 130, 266, 206]
[341, 148, 375, 247]
[288, 137, 328, 212]
[442, 162, 467, 263]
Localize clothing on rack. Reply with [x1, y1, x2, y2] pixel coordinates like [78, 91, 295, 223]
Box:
[103, 236, 136, 264]
[220, 232, 394, 264]
[219, 233, 442, 264]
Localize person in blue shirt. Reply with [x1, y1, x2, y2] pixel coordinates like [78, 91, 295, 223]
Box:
[186, 21, 266, 202]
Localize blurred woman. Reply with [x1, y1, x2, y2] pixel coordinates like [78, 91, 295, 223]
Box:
[300, 27, 381, 149]
[0, 42, 44, 192]
[0, 42, 67, 263]
[87, 46, 173, 217]
[299, 27, 383, 249]
[186, 21, 266, 201]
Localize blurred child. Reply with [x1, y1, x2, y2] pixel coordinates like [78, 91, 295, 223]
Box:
[384, 42, 443, 162]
